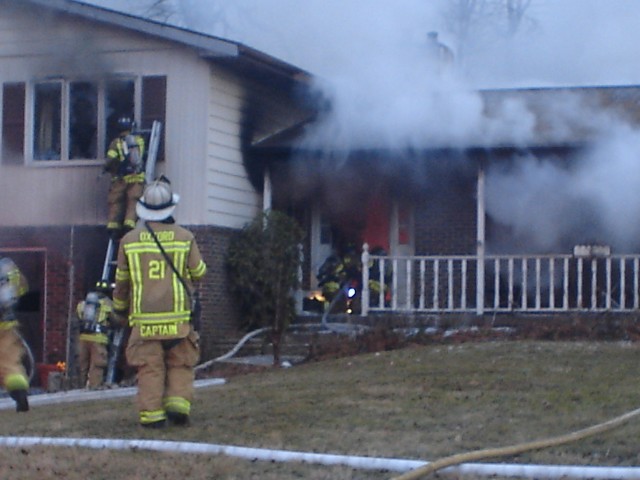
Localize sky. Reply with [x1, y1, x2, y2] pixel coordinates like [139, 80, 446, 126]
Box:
[83, 0, 640, 253]
[85, 0, 640, 87]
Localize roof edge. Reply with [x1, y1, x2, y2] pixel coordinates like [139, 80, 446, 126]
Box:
[23, 0, 239, 57]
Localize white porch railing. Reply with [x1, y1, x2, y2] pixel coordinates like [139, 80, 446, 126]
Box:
[361, 246, 640, 315]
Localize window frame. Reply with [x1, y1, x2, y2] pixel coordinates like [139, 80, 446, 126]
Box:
[25, 75, 140, 167]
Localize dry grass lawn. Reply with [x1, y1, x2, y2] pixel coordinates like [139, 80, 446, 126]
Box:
[1, 340, 640, 479]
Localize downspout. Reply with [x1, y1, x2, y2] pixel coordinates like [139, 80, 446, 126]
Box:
[476, 160, 485, 315]
[65, 226, 75, 378]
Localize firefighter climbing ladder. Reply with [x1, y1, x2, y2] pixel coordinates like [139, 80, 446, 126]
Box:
[101, 120, 162, 384]
[100, 120, 162, 284]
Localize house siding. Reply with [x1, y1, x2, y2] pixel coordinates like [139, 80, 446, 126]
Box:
[0, 4, 213, 226]
[206, 67, 260, 229]
[0, 1, 318, 372]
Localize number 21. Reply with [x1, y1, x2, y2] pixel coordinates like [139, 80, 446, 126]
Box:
[149, 260, 166, 279]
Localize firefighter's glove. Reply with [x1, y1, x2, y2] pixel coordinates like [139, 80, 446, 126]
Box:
[110, 310, 128, 328]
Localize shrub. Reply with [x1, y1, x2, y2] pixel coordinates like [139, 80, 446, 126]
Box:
[226, 210, 304, 365]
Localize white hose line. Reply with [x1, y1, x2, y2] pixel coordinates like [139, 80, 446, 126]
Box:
[195, 318, 368, 372]
[0, 436, 638, 479]
[194, 327, 270, 371]
[19, 332, 35, 383]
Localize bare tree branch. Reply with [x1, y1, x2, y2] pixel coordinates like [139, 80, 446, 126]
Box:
[443, 0, 535, 66]
[144, 0, 177, 23]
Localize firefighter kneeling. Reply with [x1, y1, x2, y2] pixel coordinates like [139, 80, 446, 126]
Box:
[76, 284, 114, 389]
[0, 257, 30, 412]
[317, 246, 391, 311]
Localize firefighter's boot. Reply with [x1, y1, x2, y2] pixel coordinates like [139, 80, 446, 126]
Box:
[9, 389, 29, 412]
[167, 411, 190, 426]
[141, 419, 166, 429]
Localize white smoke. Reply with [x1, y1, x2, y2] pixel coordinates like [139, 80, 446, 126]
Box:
[486, 121, 640, 253]
[87, 0, 640, 253]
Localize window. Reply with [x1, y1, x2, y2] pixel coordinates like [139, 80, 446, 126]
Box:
[69, 81, 98, 159]
[33, 82, 62, 160]
[2, 83, 25, 165]
[30, 77, 135, 163]
[104, 79, 135, 154]
[0, 75, 166, 165]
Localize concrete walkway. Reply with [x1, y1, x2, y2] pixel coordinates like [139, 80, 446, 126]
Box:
[0, 378, 225, 411]
[0, 354, 304, 411]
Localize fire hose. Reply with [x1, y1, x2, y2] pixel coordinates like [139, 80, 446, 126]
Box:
[320, 282, 369, 335]
[194, 327, 271, 372]
[391, 405, 640, 480]
[19, 331, 35, 383]
[194, 284, 371, 372]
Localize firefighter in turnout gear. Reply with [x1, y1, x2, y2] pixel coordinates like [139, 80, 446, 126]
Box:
[317, 245, 361, 306]
[104, 116, 146, 238]
[76, 286, 113, 389]
[112, 177, 207, 428]
[0, 257, 30, 412]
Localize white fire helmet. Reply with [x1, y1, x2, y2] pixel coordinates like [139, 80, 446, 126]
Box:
[136, 176, 180, 221]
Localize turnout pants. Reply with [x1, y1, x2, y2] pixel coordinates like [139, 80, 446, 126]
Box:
[0, 326, 29, 392]
[107, 178, 144, 231]
[126, 326, 200, 425]
[78, 340, 108, 389]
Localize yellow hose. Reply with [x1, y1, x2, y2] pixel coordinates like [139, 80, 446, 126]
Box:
[391, 406, 640, 480]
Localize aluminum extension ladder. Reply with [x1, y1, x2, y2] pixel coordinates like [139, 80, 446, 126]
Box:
[102, 120, 162, 384]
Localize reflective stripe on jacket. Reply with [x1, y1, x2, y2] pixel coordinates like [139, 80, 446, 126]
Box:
[112, 222, 207, 335]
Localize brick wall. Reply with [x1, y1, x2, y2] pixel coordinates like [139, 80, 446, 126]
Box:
[415, 177, 477, 255]
[190, 225, 242, 360]
[0, 224, 247, 368]
[0, 226, 107, 364]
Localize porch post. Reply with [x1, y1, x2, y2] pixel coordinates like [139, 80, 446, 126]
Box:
[263, 167, 272, 212]
[476, 163, 486, 315]
[361, 243, 370, 316]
